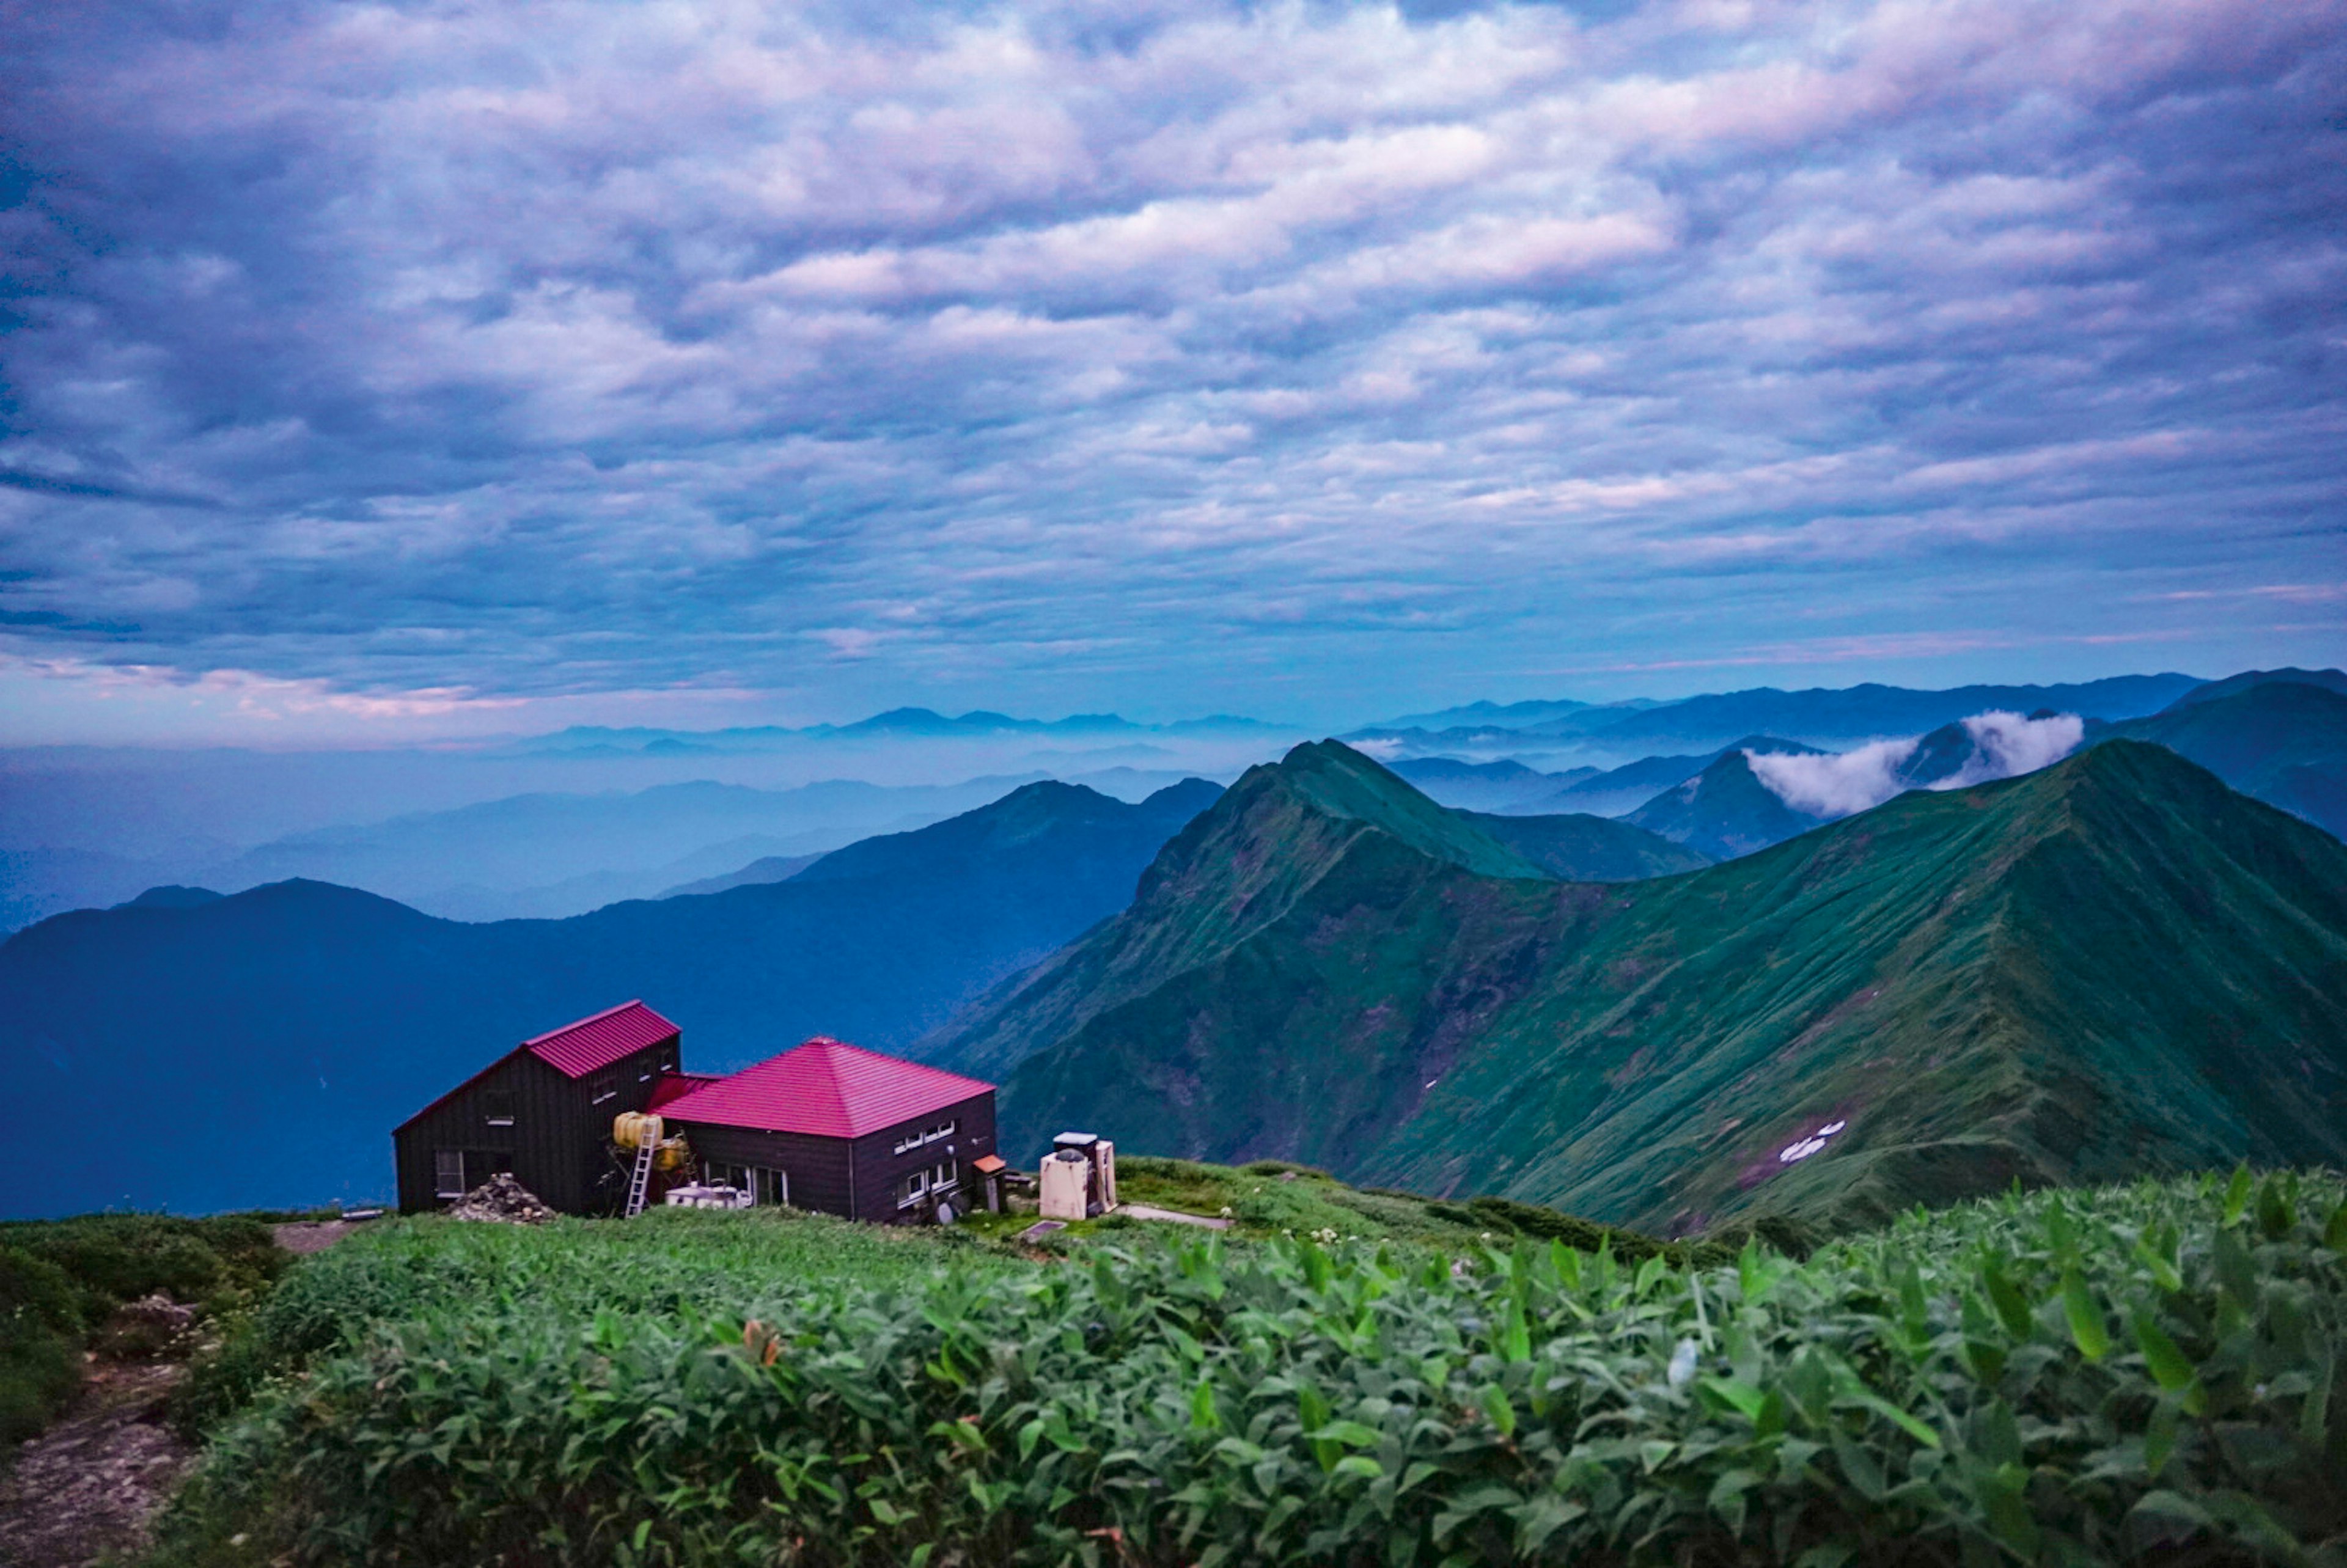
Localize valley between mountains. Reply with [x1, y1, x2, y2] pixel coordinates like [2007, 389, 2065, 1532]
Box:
[936, 739, 2347, 1235]
[5, 673, 2345, 1229]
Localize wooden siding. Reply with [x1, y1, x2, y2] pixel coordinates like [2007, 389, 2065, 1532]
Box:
[670, 1090, 997, 1223]
[392, 1036, 680, 1215]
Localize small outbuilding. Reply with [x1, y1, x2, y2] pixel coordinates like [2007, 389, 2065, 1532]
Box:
[656, 1037, 997, 1223]
[392, 1000, 682, 1215]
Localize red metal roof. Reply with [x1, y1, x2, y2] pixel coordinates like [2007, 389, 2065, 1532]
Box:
[525, 1000, 680, 1079]
[647, 1072, 724, 1112]
[658, 1037, 994, 1139]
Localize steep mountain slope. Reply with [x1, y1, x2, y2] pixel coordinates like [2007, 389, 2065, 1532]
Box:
[0, 780, 1218, 1217]
[1620, 746, 1831, 859]
[1462, 811, 1712, 880]
[930, 743, 1546, 1079]
[2103, 681, 2347, 839]
[946, 741, 2347, 1235]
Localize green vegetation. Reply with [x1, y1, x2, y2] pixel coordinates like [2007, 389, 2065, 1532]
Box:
[171, 1206, 1024, 1437]
[1456, 810, 1712, 882]
[947, 739, 2347, 1233]
[1618, 746, 1824, 860]
[0, 1212, 284, 1454]
[2103, 681, 2347, 840]
[152, 1171, 2345, 1566]
[1106, 1157, 1725, 1262]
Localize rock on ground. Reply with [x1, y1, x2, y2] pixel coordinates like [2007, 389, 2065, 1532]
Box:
[0, 1360, 192, 1568]
[446, 1173, 557, 1224]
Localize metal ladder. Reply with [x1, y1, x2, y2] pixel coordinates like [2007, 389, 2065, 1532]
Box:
[623, 1134, 658, 1218]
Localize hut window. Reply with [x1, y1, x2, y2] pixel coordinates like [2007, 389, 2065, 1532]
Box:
[589, 1070, 618, 1105]
[434, 1149, 466, 1200]
[754, 1167, 788, 1207]
[892, 1119, 958, 1155]
[896, 1168, 929, 1208]
[930, 1159, 958, 1193]
[482, 1091, 515, 1127]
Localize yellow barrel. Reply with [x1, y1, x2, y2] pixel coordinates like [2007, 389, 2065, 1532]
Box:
[653, 1137, 689, 1173]
[612, 1111, 664, 1150]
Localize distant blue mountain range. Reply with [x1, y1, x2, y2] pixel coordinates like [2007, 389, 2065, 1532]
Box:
[0, 779, 1222, 1217]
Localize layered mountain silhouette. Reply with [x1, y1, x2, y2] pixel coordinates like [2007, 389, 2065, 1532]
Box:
[1348, 674, 2199, 755]
[2101, 680, 2347, 840]
[934, 740, 2347, 1234]
[1387, 757, 1598, 813]
[0, 779, 1219, 1217]
[1618, 742, 1832, 859]
[2159, 667, 2347, 709]
[1463, 811, 1711, 881]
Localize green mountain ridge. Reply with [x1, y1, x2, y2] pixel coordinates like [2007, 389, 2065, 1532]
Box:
[938, 739, 2347, 1234]
[1620, 744, 1830, 859]
[1460, 808, 1713, 879]
[2101, 680, 2347, 840]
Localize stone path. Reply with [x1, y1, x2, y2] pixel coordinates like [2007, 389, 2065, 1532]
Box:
[0, 1360, 191, 1568]
[0, 1224, 361, 1567]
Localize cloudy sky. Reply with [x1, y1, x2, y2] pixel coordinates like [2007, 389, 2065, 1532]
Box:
[2, 0, 2341, 740]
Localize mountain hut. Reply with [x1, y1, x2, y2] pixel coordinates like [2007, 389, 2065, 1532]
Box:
[392, 1000, 683, 1215]
[393, 1005, 998, 1223]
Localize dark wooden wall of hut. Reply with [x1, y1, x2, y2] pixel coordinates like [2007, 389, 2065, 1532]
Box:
[672, 1090, 996, 1223]
[392, 1036, 678, 1215]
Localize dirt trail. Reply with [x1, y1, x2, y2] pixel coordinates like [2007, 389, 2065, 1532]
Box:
[0, 1360, 192, 1568]
[0, 1222, 358, 1567]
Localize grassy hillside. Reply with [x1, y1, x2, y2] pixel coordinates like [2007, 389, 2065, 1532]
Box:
[947, 741, 2347, 1234]
[0, 1214, 285, 1454]
[152, 1171, 2347, 1567]
[1461, 808, 1712, 879]
[0, 780, 1218, 1218]
[2104, 680, 2347, 840]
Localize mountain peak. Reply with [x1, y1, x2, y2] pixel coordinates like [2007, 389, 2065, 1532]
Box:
[942, 722, 2347, 1234]
[1622, 747, 1827, 860]
[1250, 741, 1550, 881]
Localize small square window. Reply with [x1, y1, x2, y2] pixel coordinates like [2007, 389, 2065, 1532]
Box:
[589, 1070, 617, 1104]
[482, 1090, 515, 1127]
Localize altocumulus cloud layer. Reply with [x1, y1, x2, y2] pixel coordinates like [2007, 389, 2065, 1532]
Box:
[1, 0, 2343, 725]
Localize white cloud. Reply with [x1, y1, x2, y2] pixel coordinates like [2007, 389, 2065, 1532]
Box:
[1747, 709, 2088, 818]
[1925, 709, 2085, 789]
[1746, 736, 1920, 818]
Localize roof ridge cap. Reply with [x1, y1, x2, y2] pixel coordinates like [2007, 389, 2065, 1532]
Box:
[523, 998, 651, 1046]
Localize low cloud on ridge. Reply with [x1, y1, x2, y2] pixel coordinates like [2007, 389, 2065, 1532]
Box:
[1745, 711, 2085, 819]
[1746, 737, 1924, 818]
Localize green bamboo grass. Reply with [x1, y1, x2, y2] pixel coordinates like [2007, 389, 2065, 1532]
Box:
[158, 1171, 2345, 1566]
